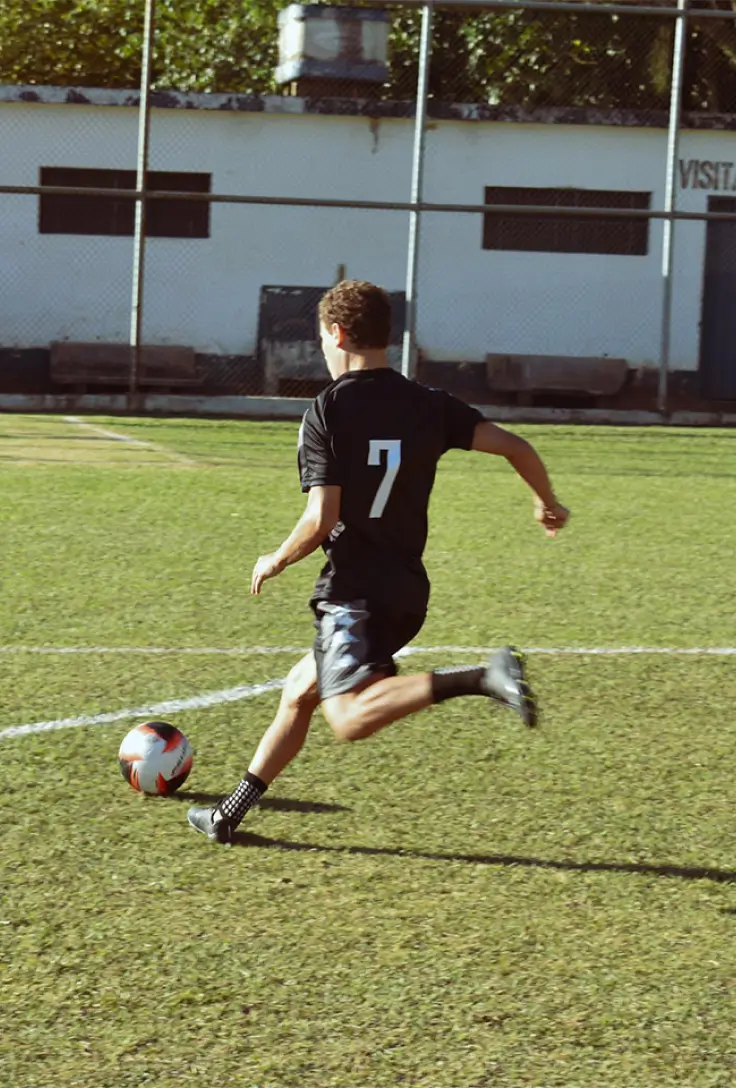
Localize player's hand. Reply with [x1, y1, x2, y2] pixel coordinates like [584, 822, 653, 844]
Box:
[251, 552, 286, 595]
[534, 499, 570, 538]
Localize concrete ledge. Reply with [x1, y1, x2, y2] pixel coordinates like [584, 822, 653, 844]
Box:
[0, 393, 312, 419]
[2, 393, 736, 426]
[475, 405, 736, 425]
[5, 83, 736, 131]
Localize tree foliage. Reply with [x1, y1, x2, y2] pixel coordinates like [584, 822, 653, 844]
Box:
[0, 0, 735, 111]
[0, 0, 282, 93]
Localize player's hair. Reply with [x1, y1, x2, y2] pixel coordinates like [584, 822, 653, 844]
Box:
[318, 280, 392, 350]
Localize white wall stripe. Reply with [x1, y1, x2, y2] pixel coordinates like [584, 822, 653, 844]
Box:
[0, 677, 286, 741]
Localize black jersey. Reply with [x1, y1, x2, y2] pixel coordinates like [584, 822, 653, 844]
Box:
[298, 367, 484, 615]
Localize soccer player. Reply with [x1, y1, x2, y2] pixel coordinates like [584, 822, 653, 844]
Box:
[187, 280, 569, 844]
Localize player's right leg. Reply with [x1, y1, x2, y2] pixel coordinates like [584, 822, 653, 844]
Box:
[187, 653, 320, 845]
[435, 646, 537, 727]
[322, 646, 536, 741]
[313, 601, 536, 743]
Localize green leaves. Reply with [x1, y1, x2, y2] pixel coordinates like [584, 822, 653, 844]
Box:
[0, 1, 734, 109]
[0, 0, 282, 93]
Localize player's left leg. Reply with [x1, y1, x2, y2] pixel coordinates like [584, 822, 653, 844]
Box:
[187, 653, 320, 845]
[247, 653, 320, 783]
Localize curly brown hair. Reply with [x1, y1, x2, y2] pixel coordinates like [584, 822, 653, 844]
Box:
[318, 280, 392, 350]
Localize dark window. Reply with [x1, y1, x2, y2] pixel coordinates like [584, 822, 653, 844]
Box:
[39, 168, 211, 238]
[483, 187, 650, 256]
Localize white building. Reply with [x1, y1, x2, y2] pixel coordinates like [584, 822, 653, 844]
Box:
[1, 84, 735, 401]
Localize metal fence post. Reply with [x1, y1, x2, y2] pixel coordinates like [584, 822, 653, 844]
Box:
[129, 0, 156, 403]
[658, 0, 688, 415]
[401, 3, 433, 380]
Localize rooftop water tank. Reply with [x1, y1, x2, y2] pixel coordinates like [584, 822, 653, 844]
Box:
[275, 4, 390, 96]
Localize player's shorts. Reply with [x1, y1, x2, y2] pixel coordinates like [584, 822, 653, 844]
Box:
[312, 599, 425, 700]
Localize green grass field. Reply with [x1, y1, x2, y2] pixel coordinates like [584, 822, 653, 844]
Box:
[1, 413, 735, 1088]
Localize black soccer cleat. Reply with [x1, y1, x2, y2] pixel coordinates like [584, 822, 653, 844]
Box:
[187, 804, 236, 845]
[481, 645, 538, 728]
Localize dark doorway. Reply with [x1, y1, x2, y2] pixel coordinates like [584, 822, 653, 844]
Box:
[699, 196, 736, 399]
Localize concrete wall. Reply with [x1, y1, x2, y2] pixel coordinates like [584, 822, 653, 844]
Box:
[1, 90, 735, 370]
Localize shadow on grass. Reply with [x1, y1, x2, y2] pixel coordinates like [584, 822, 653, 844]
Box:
[232, 831, 736, 885]
[173, 790, 349, 814]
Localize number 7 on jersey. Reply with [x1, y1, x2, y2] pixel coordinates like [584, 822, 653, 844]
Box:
[368, 439, 402, 519]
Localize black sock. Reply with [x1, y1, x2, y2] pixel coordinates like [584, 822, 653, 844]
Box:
[218, 772, 268, 827]
[431, 665, 486, 704]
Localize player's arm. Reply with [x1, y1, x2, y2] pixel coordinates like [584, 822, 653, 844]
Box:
[251, 485, 341, 595]
[471, 421, 570, 537]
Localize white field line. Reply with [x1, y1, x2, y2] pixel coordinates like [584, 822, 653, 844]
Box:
[2, 645, 736, 657]
[63, 415, 196, 466]
[0, 677, 286, 741]
[3, 643, 734, 742]
[0, 645, 311, 656]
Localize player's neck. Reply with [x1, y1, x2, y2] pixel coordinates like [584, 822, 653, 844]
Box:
[343, 349, 389, 373]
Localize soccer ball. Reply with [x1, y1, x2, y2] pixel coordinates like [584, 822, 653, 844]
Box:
[118, 721, 193, 796]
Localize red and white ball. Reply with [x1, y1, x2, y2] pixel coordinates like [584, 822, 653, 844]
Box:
[118, 721, 193, 795]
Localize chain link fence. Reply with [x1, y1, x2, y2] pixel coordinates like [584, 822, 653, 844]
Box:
[3, 1, 736, 411]
[0, 91, 139, 394]
[420, 7, 672, 113]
